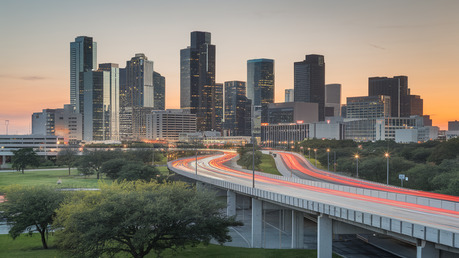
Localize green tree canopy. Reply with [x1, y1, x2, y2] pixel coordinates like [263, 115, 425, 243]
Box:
[100, 158, 127, 179]
[118, 162, 162, 182]
[54, 181, 242, 258]
[237, 150, 262, 170]
[1, 185, 65, 249]
[77, 150, 121, 179]
[11, 148, 40, 173]
[57, 148, 78, 175]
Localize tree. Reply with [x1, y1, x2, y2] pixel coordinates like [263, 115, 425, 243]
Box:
[12, 148, 40, 173]
[57, 148, 78, 175]
[118, 162, 162, 182]
[100, 158, 127, 179]
[77, 150, 114, 179]
[237, 150, 262, 170]
[1, 185, 65, 249]
[54, 181, 242, 258]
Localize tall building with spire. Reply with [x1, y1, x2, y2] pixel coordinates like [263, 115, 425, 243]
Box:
[70, 36, 97, 113]
[180, 31, 217, 131]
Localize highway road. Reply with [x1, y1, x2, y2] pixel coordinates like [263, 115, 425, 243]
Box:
[276, 151, 459, 202]
[170, 151, 459, 234]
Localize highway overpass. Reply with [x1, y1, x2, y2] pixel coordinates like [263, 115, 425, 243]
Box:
[168, 151, 459, 258]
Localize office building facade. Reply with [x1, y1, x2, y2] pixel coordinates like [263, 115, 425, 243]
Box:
[247, 58, 274, 137]
[285, 89, 294, 102]
[122, 53, 154, 108]
[119, 107, 156, 140]
[267, 102, 319, 124]
[261, 123, 310, 148]
[368, 76, 408, 117]
[153, 71, 166, 110]
[346, 95, 391, 119]
[325, 84, 341, 117]
[98, 63, 120, 141]
[294, 54, 325, 121]
[70, 36, 97, 112]
[224, 81, 251, 136]
[449, 120, 459, 131]
[146, 109, 197, 140]
[80, 71, 112, 141]
[31, 104, 83, 144]
[180, 31, 216, 131]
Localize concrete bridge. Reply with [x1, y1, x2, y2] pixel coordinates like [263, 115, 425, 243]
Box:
[168, 151, 459, 258]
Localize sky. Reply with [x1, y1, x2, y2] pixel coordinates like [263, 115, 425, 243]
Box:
[1, 0, 458, 134]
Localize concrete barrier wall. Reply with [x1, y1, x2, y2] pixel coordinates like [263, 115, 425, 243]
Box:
[167, 162, 459, 249]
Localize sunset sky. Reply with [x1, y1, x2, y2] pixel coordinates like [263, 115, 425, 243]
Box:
[1, 0, 458, 134]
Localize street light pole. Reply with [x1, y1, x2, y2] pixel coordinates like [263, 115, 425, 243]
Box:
[334, 151, 336, 172]
[195, 138, 198, 175]
[327, 148, 330, 171]
[385, 153, 390, 185]
[355, 154, 359, 178]
[152, 145, 155, 166]
[308, 148, 311, 160]
[251, 104, 256, 188]
[314, 149, 317, 167]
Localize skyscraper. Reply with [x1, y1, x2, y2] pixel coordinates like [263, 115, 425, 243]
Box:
[180, 31, 216, 131]
[80, 70, 111, 141]
[153, 71, 165, 110]
[294, 54, 325, 121]
[123, 53, 154, 108]
[325, 84, 341, 117]
[224, 81, 251, 136]
[247, 58, 274, 137]
[212, 83, 223, 132]
[98, 63, 120, 141]
[70, 36, 97, 112]
[368, 76, 408, 118]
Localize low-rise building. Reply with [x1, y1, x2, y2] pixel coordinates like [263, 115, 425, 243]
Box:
[0, 134, 64, 168]
[261, 123, 309, 148]
[32, 104, 82, 144]
[146, 109, 196, 140]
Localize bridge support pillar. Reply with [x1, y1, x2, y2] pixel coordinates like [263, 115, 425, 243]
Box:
[291, 210, 304, 249]
[284, 209, 292, 232]
[318, 214, 332, 258]
[416, 240, 439, 258]
[227, 190, 236, 217]
[251, 198, 263, 248]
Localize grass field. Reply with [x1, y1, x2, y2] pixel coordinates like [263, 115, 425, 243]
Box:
[0, 166, 171, 194]
[259, 154, 282, 176]
[0, 234, 339, 258]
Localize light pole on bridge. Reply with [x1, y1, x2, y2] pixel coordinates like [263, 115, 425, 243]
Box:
[385, 152, 390, 185]
[355, 154, 359, 178]
[314, 148, 317, 167]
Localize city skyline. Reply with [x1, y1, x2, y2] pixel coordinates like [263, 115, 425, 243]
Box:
[1, 0, 459, 134]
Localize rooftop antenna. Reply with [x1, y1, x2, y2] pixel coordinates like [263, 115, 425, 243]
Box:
[5, 120, 9, 135]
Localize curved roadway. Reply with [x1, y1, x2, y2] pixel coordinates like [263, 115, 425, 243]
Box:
[276, 151, 459, 202]
[170, 151, 459, 234]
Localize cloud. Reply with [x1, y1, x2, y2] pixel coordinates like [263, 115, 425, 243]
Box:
[20, 76, 46, 81]
[0, 74, 47, 81]
[368, 43, 385, 50]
